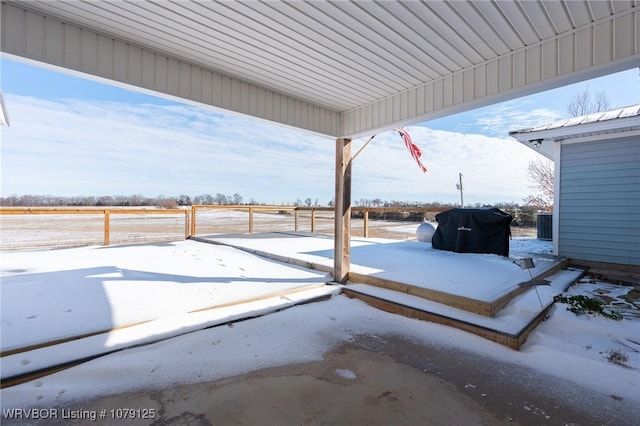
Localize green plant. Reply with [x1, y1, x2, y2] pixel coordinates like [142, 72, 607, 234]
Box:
[554, 295, 622, 320]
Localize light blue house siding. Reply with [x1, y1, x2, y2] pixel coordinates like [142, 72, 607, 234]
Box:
[559, 136, 640, 266]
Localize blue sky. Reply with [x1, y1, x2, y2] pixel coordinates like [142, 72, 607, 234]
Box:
[1, 57, 638, 205]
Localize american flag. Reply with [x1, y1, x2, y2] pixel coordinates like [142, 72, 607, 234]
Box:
[395, 128, 427, 173]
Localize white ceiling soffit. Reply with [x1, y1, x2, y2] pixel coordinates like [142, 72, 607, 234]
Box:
[1, 1, 639, 139]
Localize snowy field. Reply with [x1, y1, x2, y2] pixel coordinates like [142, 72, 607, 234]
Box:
[1, 236, 638, 420]
[0, 210, 537, 250]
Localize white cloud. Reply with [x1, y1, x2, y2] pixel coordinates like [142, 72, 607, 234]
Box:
[1, 95, 545, 205]
[470, 101, 564, 137]
[0, 95, 336, 202]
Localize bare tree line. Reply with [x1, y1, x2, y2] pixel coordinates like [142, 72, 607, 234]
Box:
[1, 193, 539, 210]
[0, 193, 548, 227]
[0, 193, 244, 208]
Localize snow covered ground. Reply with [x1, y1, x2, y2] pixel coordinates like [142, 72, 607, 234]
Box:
[204, 231, 559, 303]
[1, 237, 638, 414]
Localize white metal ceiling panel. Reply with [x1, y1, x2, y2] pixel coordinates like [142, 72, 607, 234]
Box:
[424, 0, 500, 58]
[93, 0, 373, 109]
[519, 1, 556, 39]
[1, 0, 638, 139]
[565, 0, 593, 26]
[447, 0, 512, 55]
[588, 1, 612, 19]
[400, 1, 485, 65]
[373, 1, 470, 71]
[540, 1, 573, 34]
[354, 1, 457, 74]
[492, 1, 539, 45]
[472, 0, 525, 50]
[297, 1, 425, 86]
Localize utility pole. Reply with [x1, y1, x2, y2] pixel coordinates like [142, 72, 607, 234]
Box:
[456, 172, 464, 207]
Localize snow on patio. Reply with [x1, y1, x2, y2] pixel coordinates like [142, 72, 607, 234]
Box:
[1, 240, 338, 381]
[0, 236, 638, 411]
[198, 231, 560, 302]
[1, 240, 330, 352]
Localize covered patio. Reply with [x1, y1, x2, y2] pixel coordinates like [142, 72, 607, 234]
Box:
[2, 233, 581, 389]
[2, 0, 639, 282]
[2, 4, 639, 422]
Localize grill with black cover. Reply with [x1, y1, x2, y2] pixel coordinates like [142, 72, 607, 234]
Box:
[431, 208, 512, 256]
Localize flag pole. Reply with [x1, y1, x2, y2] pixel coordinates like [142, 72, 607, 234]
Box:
[350, 134, 376, 162]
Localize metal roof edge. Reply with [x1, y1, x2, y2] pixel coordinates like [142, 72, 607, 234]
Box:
[509, 104, 640, 141]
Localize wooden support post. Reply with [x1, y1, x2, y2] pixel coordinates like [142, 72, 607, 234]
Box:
[294, 209, 299, 231]
[311, 209, 316, 233]
[191, 206, 196, 236]
[249, 207, 254, 234]
[364, 210, 369, 238]
[184, 210, 190, 239]
[334, 138, 352, 283]
[104, 210, 110, 246]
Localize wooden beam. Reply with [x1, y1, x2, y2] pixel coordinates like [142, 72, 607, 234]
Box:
[191, 206, 197, 236]
[334, 138, 352, 283]
[363, 210, 369, 238]
[184, 210, 190, 239]
[348, 271, 494, 316]
[342, 289, 528, 349]
[103, 210, 110, 246]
